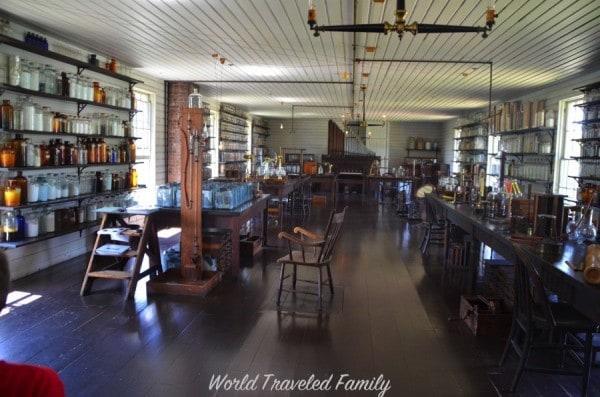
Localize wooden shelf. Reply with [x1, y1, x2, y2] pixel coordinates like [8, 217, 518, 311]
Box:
[576, 99, 600, 108]
[573, 137, 600, 144]
[492, 126, 556, 137]
[0, 83, 136, 115]
[569, 175, 600, 182]
[220, 119, 246, 128]
[576, 119, 600, 125]
[0, 34, 143, 85]
[0, 186, 144, 211]
[0, 220, 101, 249]
[406, 148, 439, 152]
[455, 149, 487, 154]
[571, 156, 600, 161]
[454, 135, 487, 141]
[456, 121, 487, 129]
[0, 161, 141, 172]
[219, 109, 246, 121]
[0, 128, 139, 140]
[220, 137, 247, 144]
[219, 149, 247, 153]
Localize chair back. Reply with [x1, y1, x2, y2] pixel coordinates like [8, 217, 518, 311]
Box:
[318, 206, 347, 263]
[425, 196, 445, 226]
[512, 244, 554, 326]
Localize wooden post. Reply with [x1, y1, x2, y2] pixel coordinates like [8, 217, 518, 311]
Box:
[147, 106, 221, 296]
[179, 108, 204, 281]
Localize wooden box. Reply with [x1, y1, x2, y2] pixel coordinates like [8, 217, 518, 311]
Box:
[240, 236, 262, 259]
[459, 295, 511, 336]
[312, 194, 327, 206]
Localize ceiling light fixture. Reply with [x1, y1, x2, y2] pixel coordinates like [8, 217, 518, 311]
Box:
[308, 0, 497, 40]
[280, 122, 284, 129]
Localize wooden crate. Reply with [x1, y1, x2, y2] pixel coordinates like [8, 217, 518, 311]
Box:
[240, 236, 262, 259]
[459, 295, 511, 336]
[312, 195, 327, 206]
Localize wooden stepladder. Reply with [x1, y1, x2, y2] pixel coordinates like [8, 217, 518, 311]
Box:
[80, 209, 162, 299]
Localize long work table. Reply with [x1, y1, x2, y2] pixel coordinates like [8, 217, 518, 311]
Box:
[427, 195, 600, 323]
[153, 194, 271, 275]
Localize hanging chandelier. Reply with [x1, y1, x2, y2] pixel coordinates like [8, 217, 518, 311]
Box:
[308, 0, 497, 40]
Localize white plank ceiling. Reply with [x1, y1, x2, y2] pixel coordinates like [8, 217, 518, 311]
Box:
[2, 0, 599, 120]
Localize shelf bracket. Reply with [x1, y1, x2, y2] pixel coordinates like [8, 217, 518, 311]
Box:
[77, 66, 86, 76]
[77, 102, 87, 116]
[129, 110, 137, 121]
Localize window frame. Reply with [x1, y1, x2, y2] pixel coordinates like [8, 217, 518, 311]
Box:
[132, 88, 156, 189]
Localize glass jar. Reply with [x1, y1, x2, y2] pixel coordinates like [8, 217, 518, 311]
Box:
[42, 107, 53, 131]
[43, 210, 55, 233]
[103, 170, 112, 192]
[47, 175, 57, 200]
[3, 185, 21, 207]
[29, 62, 40, 91]
[8, 55, 21, 86]
[12, 98, 22, 130]
[9, 172, 28, 203]
[19, 61, 31, 90]
[86, 202, 97, 222]
[21, 97, 35, 130]
[2, 210, 19, 241]
[0, 146, 15, 168]
[38, 177, 48, 202]
[33, 105, 43, 131]
[577, 210, 597, 243]
[68, 73, 77, 98]
[93, 82, 102, 102]
[25, 141, 35, 166]
[25, 212, 39, 238]
[1, 99, 14, 129]
[130, 168, 138, 188]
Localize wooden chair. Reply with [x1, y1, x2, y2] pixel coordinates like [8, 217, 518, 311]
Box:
[420, 197, 445, 254]
[499, 244, 599, 396]
[276, 206, 347, 308]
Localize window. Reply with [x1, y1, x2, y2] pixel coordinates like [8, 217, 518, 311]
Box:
[132, 90, 156, 190]
[555, 96, 583, 201]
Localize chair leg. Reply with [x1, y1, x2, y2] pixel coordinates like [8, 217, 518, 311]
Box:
[421, 225, 431, 254]
[317, 267, 323, 307]
[581, 331, 594, 397]
[277, 263, 286, 307]
[499, 317, 518, 367]
[510, 330, 533, 393]
[292, 265, 297, 289]
[326, 264, 334, 295]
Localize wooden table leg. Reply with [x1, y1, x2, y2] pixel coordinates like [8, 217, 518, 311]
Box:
[262, 204, 268, 247]
[229, 220, 241, 276]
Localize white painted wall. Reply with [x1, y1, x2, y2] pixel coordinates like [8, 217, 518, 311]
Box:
[1, 21, 165, 280]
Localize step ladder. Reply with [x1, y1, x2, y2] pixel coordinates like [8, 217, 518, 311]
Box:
[80, 210, 162, 299]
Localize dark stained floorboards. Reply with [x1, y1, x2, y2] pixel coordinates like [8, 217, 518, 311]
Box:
[0, 198, 596, 396]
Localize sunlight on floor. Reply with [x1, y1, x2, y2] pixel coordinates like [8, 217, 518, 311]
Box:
[0, 291, 43, 317]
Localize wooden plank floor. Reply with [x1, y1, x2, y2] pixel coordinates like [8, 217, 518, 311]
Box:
[0, 198, 596, 396]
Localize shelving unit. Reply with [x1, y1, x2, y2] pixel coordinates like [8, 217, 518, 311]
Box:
[454, 119, 489, 178]
[251, 118, 269, 172]
[0, 34, 142, 86]
[218, 104, 248, 177]
[0, 33, 144, 249]
[569, 81, 600, 194]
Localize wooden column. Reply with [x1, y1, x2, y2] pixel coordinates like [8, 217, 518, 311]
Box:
[147, 108, 221, 296]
